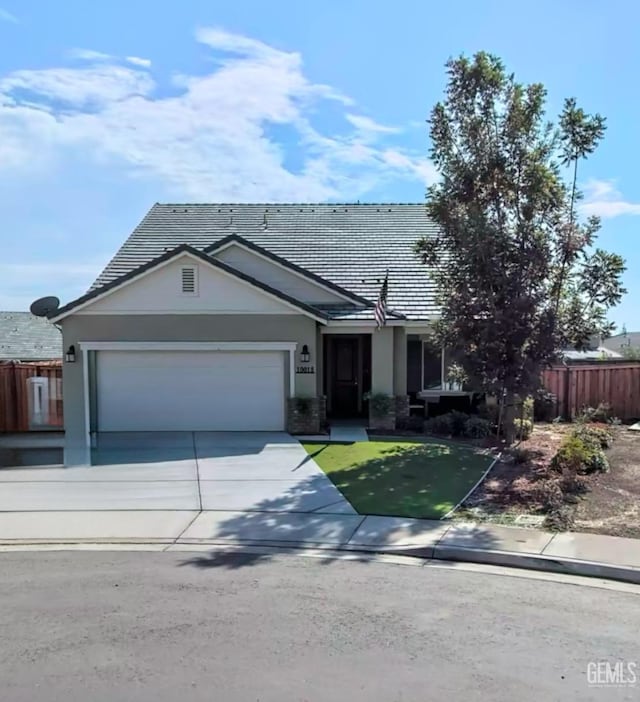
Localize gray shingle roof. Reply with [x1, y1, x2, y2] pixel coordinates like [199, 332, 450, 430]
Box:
[0, 312, 62, 361]
[92, 203, 440, 320]
[603, 332, 640, 354]
[562, 346, 622, 361]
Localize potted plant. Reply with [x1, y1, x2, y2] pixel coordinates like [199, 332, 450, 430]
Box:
[446, 362, 468, 391]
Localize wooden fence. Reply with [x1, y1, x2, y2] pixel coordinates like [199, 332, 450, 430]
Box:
[0, 361, 63, 432]
[542, 362, 640, 420]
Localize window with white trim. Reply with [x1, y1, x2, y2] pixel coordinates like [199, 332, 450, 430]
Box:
[181, 266, 198, 295]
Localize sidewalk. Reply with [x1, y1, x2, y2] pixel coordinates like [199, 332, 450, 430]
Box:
[1, 510, 639, 584]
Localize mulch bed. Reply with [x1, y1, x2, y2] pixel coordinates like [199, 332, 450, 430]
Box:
[459, 421, 640, 537]
[573, 430, 640, 539]
[462, 423, 571, 514]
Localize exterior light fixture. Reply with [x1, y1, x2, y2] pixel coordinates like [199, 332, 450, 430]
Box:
[65, 345, 76, 363]
[300, 344, 310, 363]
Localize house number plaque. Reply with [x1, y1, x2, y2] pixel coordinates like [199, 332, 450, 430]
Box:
[296, 366, 315, 374]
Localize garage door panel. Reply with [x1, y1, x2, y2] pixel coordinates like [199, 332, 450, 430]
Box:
[97, 351, 285, 432]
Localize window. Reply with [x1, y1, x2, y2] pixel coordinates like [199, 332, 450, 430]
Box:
[181, 266, 198, 295]
[422, 342, 444, 390]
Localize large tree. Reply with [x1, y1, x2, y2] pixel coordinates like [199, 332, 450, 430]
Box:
[418, 53, 626, 437]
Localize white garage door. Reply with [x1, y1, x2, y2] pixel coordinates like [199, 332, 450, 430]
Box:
[97, 350, 286, 431]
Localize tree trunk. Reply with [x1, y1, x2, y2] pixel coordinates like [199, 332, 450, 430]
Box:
[503, 392, 518, 445]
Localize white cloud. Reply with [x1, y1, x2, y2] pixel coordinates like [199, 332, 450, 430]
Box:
[0, 262, 107, 309]
[126, 56, 152, 68]
[580, 179, 640, 218]
[69, 50, 152, 70]
[380, 149, 438, 184]
[0, 65, 155, 107]
[68, 48, 113, 62]
[0, 7, 18, 23]
[196, 26, 282, 59]
[0, 26, 435, 203]
[346, 113, 400, 134]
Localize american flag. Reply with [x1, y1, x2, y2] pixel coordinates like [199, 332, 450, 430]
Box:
[374, 271, 389, 329]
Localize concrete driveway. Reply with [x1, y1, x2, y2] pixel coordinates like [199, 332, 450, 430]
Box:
[0, 432, 355, 514]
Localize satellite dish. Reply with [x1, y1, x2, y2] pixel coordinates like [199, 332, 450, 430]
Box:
[30, 296, 60, 318]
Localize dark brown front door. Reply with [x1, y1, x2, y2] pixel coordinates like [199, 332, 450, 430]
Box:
[331, 337, 359, 417]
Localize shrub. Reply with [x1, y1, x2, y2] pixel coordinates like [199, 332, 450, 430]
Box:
[544, 505, 575, 531]
[464, 415, 492, 439]
[293, 396, 313, 414]
[424, 413, 454, 436]
[533, 389, 557, 422]
[550, 436, 588, 473]
[514, 418, 533, 440]
[534, 480, 564, 510]
[396, 415, 425, 432]
[577, 402, 612, 423]
[550, 435, 609, 475]
[585, 449, 610, 474]
[449, 410, 470, 437]
[558, 471, 589, 503]
[366, 392, 394, 418]
[522, 396, 534, 421]
[477, 401, 499, 427]
[572, 424, 613, 449]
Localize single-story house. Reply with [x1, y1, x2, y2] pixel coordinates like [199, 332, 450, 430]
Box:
[0, 312, 62, 432]
[0, 311, 62, 362]
[602, 331, 640, 357]
[51, 203, 456, 465]
[561, 346, 622, 362]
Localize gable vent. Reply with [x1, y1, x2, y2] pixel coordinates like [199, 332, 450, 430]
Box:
[181, 266, 197, 294]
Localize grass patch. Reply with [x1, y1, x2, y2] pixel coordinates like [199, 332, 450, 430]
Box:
[303, 438, 493, 519]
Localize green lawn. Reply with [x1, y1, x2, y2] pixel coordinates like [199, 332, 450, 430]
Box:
[303, 438, 493, 519]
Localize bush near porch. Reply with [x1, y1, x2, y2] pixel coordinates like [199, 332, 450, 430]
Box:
[303, 438, 494, 520]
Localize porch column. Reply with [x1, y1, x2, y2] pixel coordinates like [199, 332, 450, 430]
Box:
[393, 327, 407, 395]
[371, 327, 394, 394]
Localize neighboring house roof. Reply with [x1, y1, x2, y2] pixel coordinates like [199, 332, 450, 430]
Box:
[0, 311, 62, 361]
[91, 203, 440, 320]
[562, 346, 623, 361]
[51, 245, 331, 323]
[602, 332, 640, 355]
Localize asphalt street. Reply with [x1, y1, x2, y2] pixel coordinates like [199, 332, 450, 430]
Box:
[1, 550, 638, 701]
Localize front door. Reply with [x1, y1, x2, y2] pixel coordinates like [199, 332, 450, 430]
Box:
[331, 337, 360, 417]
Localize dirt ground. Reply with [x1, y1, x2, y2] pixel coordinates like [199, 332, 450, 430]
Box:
[461, 423, 570, 519]
[573, 430, 640, 538]
[460, 422, 640, 536]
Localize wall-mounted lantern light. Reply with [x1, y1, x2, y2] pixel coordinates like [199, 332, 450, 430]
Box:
[65, 345, 76, 363]
[300, 344, 310, 363]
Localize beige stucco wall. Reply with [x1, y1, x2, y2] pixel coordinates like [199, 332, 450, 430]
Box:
[61, 314, 319, 465]
[393, 327, 408, 395]
[83, 255, 300, 315]
[371, 327, 394, 395]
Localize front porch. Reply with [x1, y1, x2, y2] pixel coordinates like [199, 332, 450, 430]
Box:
[288, 326, 474, 435]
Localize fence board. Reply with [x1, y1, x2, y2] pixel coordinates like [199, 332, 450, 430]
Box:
[0, 362, 63, 432]
[542, 363, 640, 421]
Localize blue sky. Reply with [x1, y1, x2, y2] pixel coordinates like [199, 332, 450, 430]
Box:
[1, 0, 638, 329]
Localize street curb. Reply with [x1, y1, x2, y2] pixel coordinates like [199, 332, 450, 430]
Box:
[431, 545, 640, 586]
[1, 537, 639, 585]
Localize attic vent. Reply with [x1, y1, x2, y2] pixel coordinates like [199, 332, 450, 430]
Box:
[181, 266, 198, 295]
